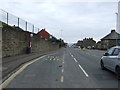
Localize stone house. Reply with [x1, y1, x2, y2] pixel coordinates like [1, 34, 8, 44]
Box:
[77, 38, 96, 49]
[95, 41, 102, 49]
[100, 30, 120, 50]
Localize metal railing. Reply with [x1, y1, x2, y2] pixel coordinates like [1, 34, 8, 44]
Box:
[0, 9, 40, 33]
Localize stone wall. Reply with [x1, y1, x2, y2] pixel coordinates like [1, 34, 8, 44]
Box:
[0, 22, 2, 59]
[2, 25, 59, 58]
[31, 34, 59, 53]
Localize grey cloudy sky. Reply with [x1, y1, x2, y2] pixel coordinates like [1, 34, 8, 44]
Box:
[0, 0, 119, 43]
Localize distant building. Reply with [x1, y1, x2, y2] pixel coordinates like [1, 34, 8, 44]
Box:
[96, 41, 102, 50]
[77, 38, 96, 49]
[37, 29, 50, 40]
[99, 29, 120, 50]
[76, 40, 83, 48]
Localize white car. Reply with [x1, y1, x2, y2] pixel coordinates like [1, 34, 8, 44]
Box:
[100, 46, 120, 80]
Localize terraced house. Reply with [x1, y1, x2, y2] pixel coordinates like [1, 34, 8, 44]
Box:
[97, 29, 120, 50]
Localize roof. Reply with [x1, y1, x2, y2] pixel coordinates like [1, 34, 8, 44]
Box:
[101, 30, 120, 40]
[37, 29, 50, 39]
[110, 46, 120, 49]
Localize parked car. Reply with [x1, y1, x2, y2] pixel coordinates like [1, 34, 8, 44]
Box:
[100, 46, 120, 80]
[82, 47, 87, 51]
[74, 46, 81, 49]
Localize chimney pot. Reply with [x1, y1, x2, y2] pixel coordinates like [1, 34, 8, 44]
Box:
[111, 29, 115, 33]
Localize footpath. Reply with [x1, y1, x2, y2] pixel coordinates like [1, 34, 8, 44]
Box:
[2, 49, 60, 82]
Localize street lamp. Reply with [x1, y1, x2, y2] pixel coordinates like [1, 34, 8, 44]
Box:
[115, 12, 118, 46]
[115, 12, 118, 32]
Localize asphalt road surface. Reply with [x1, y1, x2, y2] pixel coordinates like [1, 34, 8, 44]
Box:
[5, 47, 120, 88]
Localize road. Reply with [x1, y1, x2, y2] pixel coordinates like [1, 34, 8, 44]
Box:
[4, 47, 120, 88]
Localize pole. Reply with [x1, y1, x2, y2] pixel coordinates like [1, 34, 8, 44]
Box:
[33, 25, 34, 33]
[18, 18, 19, 27]
[61, 29, 63, 39]
[118, 1, 120, 33]
[38, 28, 39, 32]
[115, 12, 118, 46]
[115, 13, 118, 32]
[26, 21, 27, 31]
[7, 12, 8, 25]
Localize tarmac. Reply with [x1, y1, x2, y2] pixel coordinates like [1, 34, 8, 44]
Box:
[2, 49, 59, 82]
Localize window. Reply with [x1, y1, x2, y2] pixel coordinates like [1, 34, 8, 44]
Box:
[107, 48, 115, 55]
[112, 48, 120, 56]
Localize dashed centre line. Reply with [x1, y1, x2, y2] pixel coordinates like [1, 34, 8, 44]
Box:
[69, 51, 89, 78]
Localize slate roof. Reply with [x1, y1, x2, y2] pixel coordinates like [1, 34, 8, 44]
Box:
[101, 30, 120, 40]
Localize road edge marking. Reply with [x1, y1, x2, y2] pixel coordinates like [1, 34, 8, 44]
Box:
[0, 55, 46, 89]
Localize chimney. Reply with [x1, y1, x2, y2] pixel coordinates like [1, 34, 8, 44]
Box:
[111, 29, 115, 33]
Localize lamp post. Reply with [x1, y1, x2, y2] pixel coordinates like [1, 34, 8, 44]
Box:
[115, 12, 118, 46]
[115, 12, 118, 32]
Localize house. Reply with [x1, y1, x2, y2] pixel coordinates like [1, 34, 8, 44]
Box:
[76, 38, 96, 49]
[37, 29, 50, 40]
[76, 40, 83, 48]
[82, 38, 96, 48]
[96, 41, 102, 50]
[100, 29, 120, 50]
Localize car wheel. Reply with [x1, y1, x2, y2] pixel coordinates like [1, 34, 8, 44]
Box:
[116, 67, 120, 80]
[100, 60, 105, 70]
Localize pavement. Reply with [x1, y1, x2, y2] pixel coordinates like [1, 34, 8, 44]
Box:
[2, 49, 60, 81]
[2, 47, 120, 89]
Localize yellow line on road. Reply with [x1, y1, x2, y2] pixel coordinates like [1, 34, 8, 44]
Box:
[0, 55, 46, 89]
[60, 76, 64, 82]
[61, 68, 64, 73]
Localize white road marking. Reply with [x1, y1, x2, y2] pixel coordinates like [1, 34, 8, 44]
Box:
[73, 58, 77, 62]
[69, 52, 77, 63]
[69, 51, 89, 77]
[69, 52, 72, 56]
[78, 64, 89, 77]
[71, 55, 74, 57]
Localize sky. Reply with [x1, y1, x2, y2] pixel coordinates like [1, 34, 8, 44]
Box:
[0, 0, 119, 43]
